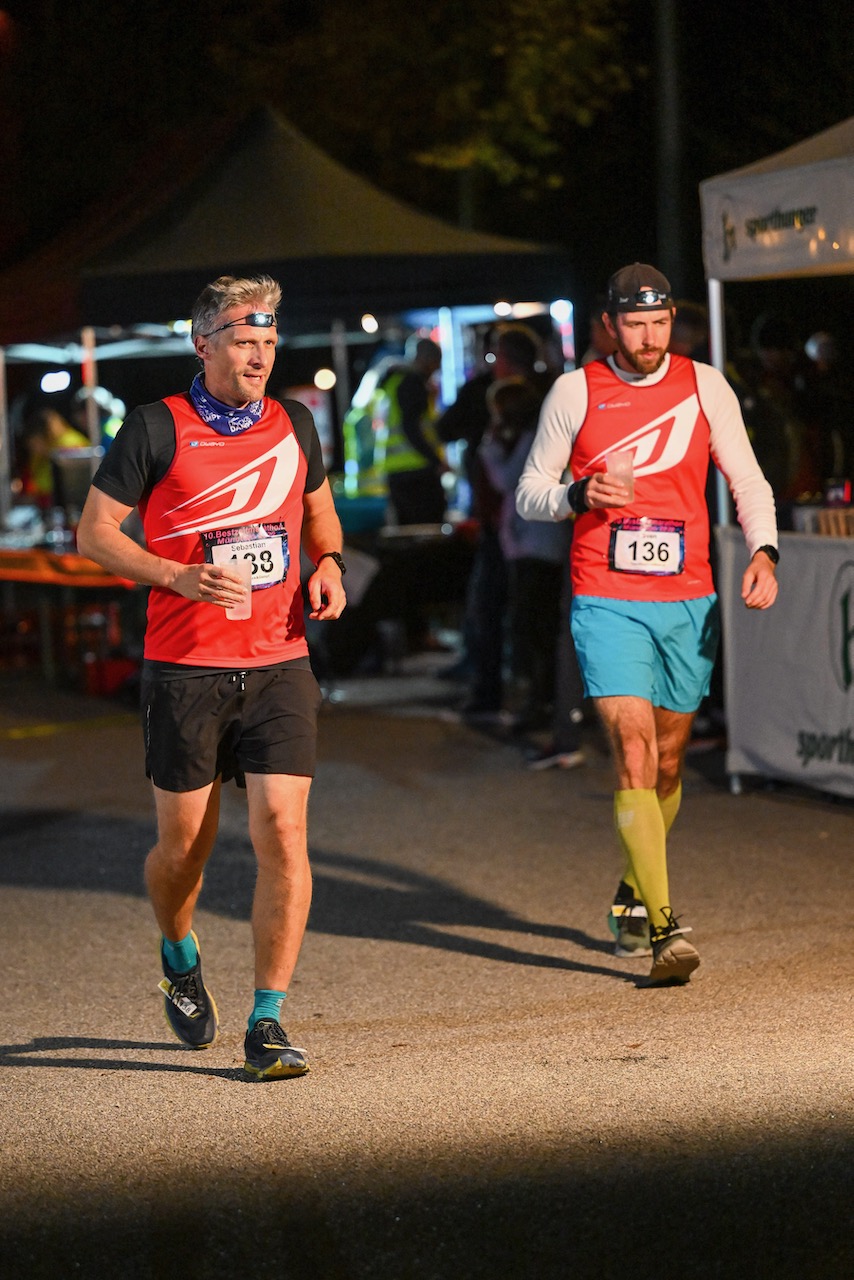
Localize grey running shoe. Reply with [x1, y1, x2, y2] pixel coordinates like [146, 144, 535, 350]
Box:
[644, 914, 700, 986]
[244, 1019, 309, 1081]
[607, 881, 652, 957]
[157, 931, 219, 1049]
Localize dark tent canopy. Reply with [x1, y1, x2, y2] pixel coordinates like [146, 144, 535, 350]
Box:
[79, 107, 573, 330]
[0, 109, 573, 345]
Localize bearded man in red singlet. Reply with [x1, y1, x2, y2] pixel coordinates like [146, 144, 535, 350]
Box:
[516, 264, 779, 986]
[77, 275, 347, 1078]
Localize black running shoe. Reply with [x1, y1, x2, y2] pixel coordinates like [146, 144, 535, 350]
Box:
[244, 1018, 309, 1081]
[157, 931, 219, 1049]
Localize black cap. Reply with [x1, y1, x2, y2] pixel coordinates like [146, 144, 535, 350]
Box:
[606, 263, 673, 314]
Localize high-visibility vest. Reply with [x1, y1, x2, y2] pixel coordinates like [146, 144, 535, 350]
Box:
[341, 384, 392, 496]
[381, 370, 441, 474]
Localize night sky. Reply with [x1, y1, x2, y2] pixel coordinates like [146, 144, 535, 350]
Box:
[0, 1, 851, 352]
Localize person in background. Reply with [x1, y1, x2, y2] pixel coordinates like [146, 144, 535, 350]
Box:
[19, 406, 89, 505]
[380, 336, 446, 526]
[736, 311, 815, 522]
[580, 297, 619, 366]
[668, 301, 710, 361]
[77, 274, 346, 1082]
[479, 377, 575, 739]
[526, 551, 587, 771]
[72, 385, 126, 452]
[801, 331, 854, 488]
[517, 263, 778, 986]
[443, 325, 553, 718]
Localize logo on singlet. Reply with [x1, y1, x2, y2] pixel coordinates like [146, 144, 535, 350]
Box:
[587, 394, 700, 477]
[151, 435, 301, 541]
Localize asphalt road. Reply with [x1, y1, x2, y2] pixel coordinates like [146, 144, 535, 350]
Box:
[1, 663, 852, 1279]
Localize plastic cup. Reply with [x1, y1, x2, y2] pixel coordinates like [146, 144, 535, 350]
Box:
[224, 556, 253, 620]
[606, 450, 634, 500]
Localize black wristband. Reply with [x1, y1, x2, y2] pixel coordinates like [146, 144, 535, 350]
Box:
[755, 544, 779, 565]
[316, 551, 346, 576]
[567, 477, 590, 515]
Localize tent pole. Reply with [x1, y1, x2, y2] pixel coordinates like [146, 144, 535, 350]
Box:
[80, 326, 102, 456]
[330, 319, 350, 427]
[0, 346, 11, 525]
[707, 277, 732, 526]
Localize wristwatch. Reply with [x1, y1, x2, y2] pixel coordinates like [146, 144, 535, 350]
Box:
[755, 544, 779, 565]
[316, 551, 346, 576]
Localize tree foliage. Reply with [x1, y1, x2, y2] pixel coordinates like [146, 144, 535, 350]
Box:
[272, 0, 635, 201]
[1, 0, 633, 252]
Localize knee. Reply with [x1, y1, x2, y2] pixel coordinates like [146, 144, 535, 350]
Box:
[656, 754, 682, 794]
[147, 836, 209, 878]
[250, 810, 308, 862]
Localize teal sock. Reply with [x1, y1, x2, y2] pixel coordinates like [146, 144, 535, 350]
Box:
[248, 989, 287, 1032]
[162, 931, 198, 973]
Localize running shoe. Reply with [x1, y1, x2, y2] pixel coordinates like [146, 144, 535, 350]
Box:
[607, 881, 652, 957]
[157, 932, 219, 1049]
[243, 1019, 310, 1081]
[643, 913, 700, 986]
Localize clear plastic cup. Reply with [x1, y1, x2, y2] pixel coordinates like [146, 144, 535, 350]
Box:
[225, 556, 253, 620]
[606, 450, 635, 500]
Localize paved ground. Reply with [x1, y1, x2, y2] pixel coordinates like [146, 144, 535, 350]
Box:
[1, 660, 852, 1279]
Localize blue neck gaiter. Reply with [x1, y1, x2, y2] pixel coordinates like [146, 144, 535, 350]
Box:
[189, 374, 264, 436]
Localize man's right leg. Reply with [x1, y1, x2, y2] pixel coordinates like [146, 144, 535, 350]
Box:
[146, 781, 221, 942]
[147, 782, 221, 1048]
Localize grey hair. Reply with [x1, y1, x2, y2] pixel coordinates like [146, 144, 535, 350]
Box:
[191, 274, 283, 339]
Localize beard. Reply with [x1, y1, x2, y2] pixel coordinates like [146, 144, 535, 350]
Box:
[615, 334, 667, 376]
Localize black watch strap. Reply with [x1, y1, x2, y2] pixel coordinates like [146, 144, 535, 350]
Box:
[316, 551, 346, 576]
[756, 544, 779, 565]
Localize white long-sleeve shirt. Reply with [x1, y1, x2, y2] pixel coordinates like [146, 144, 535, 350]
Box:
[516, 355, 778, 558]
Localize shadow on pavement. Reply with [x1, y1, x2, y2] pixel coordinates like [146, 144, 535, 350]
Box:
[0, 810, 628, 980]
[1, 1126, 851, 1279]
[0, 1036, 248, 1080]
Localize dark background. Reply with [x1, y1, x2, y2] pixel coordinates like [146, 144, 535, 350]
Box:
[0, 0, 851, 358]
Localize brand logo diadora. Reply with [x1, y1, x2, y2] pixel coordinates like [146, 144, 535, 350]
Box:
[829, 560, 854, 693]
[587, 395, 701, 477]
[152, 435, 300, 541]
[189, 440, 225, 447]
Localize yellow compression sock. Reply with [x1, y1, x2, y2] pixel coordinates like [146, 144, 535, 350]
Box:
[614, 788, 671, 931]
[658, 781, 682, 835]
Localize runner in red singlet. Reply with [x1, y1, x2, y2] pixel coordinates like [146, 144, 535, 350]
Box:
[517, 263, 779, 986]
[77, 274, 347, 1078]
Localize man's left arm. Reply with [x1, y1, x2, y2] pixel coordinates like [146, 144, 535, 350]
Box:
[699, 363, 779, 611]
[302, 478, 347, 620]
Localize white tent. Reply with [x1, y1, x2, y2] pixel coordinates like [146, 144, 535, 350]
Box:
[700, 116, 854, 286]
[699, 116, 854, 518]
[700, 116, 854, 358]
[700, 119, 854, 798]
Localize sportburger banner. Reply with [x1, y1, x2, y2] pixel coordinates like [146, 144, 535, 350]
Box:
[700, 118, 854, 281]
[717, 526, 854, 799]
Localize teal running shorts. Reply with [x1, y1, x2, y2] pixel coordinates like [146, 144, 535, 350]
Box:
[570, 594, 720, 712]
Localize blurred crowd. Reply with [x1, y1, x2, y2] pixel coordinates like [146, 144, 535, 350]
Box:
[7, 300, 852, 739]
[331, 296, 854, 762]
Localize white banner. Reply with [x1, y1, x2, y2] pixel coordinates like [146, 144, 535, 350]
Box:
[701, 158, 854, 281]
[717, 526, 854, 798]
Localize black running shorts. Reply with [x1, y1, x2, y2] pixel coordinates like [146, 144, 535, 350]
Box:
[141, 661, 322, 792]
